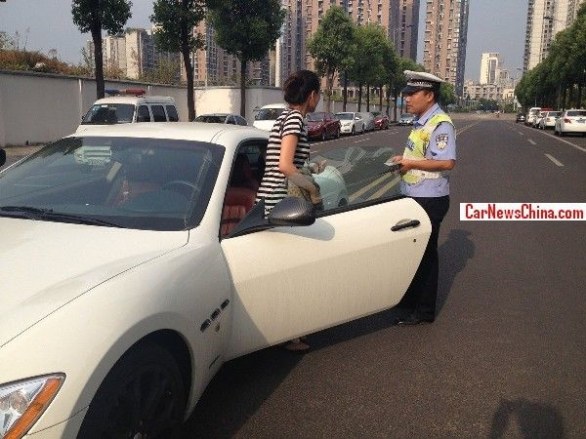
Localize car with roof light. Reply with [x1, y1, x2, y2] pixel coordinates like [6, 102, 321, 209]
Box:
[0, 122, 430, 438]
[77, 89, 179, 134]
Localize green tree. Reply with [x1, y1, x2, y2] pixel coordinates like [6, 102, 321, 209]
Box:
[347, 24, 391, 111]
[208, 0, 285, 117]
[151, 0, 205, 121]
[380, 43, 399, 115]
[391, 58, 423, 120]
[72, 0, 132, 99]
[307, 6, 354, 113]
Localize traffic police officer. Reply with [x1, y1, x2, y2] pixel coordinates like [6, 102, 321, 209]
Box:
[391, 70, 457, 325]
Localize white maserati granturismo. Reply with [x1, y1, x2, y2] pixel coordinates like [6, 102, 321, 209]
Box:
[0, 123, 430, 438]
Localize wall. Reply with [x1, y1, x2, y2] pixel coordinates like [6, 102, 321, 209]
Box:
[0, 70, 284, 146]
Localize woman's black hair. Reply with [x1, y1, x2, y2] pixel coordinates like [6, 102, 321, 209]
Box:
[283, 70, 321, 105]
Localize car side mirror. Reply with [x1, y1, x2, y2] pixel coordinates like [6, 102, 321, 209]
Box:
[0, 148, 6, 167]
[269, 197, 315, 226]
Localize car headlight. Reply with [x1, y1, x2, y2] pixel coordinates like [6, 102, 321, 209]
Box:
[0, 374, 64, 439]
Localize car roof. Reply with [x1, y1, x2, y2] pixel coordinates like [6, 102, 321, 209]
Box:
[68, 122, 268, 150]
[92, 96, 175, 105]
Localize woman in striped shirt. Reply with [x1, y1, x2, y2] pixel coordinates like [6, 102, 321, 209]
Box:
[255, 70, 322, 217]
[255, 70, 322, 352]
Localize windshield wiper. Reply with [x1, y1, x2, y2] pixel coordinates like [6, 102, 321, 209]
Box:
[0, 206, 123, 227]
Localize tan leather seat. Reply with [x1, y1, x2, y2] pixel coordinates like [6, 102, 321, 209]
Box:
[221, 187, 257, 237]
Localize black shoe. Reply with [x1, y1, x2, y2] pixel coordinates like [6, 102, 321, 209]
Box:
[395, 314, 434, 326]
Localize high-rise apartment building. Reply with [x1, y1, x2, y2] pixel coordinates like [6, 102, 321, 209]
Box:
[91, 29, 180, 80]
[422, 0, 469, 97]
[275, 0, 420, 87]
[523, 0, 585, 71]
[479, 52, 502, 85]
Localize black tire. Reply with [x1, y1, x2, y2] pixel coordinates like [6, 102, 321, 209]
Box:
[322, 130, 327, 141]
[351, 126, 355, 135]
[78, 342, 186, 439]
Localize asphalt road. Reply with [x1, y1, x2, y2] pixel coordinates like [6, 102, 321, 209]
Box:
[177, 116, 586, 439]
[3, 116, 585, 438]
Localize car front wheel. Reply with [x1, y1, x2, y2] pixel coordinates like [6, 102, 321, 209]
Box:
[77, 342, 186, 439]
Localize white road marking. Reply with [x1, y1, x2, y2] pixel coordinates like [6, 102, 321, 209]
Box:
[518, 131, 524, 136]
[369, 175, 401, 200]
[528, 139, 536, 145]
[349, 172, 393, 201]
[545, 154, 564, 167]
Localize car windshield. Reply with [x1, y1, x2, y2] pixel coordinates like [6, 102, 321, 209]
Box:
[0, 136, 223, 231]
[307, 112, 326, 121]
[196, 115, 226, 123]
[81, 104, 135, 124]
[567, 110, 586, 117]
[256, 108, 286, 121]
[335, 113, 354, 120]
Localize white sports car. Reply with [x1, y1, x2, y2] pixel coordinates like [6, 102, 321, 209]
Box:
[0, 123, 430, 438]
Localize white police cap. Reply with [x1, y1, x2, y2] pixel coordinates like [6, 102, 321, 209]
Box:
[402, 70, 445, 94]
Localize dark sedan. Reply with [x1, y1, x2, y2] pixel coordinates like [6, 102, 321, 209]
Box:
[306, 112, 341, 141]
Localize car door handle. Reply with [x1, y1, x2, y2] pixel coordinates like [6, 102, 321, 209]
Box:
[391, 219, 420, 231]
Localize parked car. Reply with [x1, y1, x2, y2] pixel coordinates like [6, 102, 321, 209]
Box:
[195, 113, 248, 126]
[252, 103, 288, 131]
[359, 112, 376, 131]
[538, 110, 561, 130]
[77, 90, 179, 134]
[335, 112, 365, 135]
[554, 109, 586, 136]
[306, 111, 341, 140]
[525, 106, 541, 126]
[515, 113, 526, 123]
[0, 122, 430, 438]
[371, 111, 390, 130]
[399, 113, 416, 126]
[532, 111, 547, 128]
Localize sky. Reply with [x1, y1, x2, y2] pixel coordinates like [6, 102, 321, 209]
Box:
[0, 0, 528, 82]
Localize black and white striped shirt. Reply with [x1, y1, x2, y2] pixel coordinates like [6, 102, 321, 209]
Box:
[256, 109, 310, 215]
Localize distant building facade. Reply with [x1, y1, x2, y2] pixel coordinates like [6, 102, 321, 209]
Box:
[88, 28, 180, 81]
[479, 52, 502, 85]
[523, 0, 586, 71]
[275, 0, 421, 88]
[422, 0, 469, 97]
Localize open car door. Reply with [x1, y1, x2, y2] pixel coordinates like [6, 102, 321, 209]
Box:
[221, 196, 431, 359]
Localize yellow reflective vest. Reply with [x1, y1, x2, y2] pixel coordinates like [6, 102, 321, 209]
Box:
[402, 113, 453, 185]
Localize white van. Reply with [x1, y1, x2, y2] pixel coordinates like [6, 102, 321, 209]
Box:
[77, 90, 179, 133]
[252, 103, 288, 131]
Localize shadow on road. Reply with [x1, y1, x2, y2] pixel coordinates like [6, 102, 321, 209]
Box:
[489, 398, 565, 438]
[437, 228, 475, 314]
[178, 347, 305, 438]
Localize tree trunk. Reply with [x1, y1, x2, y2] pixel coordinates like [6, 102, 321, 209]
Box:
[240, 58, 246, 117]
[325, 70, 334, 113]
[343, 71, 348, 112]
[379, 85, 383, 112]
[181, 45, 196, 121]
[91, 24, 105, 99]
[366, 85, 370, 111]
[358, 83, 363, 112]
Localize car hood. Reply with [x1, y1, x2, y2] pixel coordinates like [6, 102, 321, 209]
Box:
[0, 217, 188, 346]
